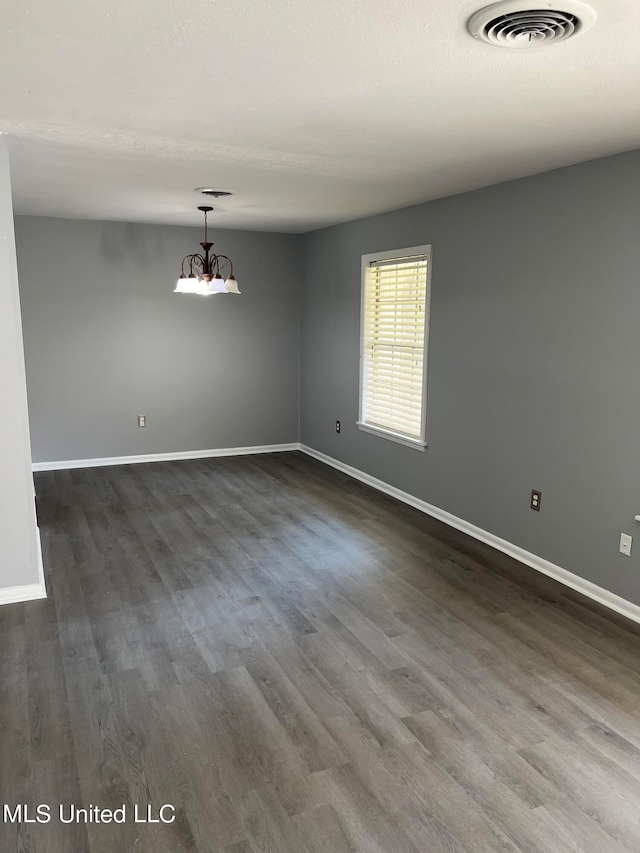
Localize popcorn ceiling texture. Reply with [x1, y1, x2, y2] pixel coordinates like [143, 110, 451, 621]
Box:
[1, 0, 639, 231]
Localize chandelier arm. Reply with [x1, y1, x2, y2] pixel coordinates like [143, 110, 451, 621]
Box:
[183, 254, 205, 276]
[214, 254, 233, 276]
[180, 255, 194, 276]
[206, 254, 226, 276]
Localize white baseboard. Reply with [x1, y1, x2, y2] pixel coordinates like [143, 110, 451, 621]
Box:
[300, 444, 640, 627]
[32, 443, 301, 472]
[0, 527, 47, 606]
[0, 583, 47, 606]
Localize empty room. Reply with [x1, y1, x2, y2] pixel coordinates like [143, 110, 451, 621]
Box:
[2, 0, 640, 851]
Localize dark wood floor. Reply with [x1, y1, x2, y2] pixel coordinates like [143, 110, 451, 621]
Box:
[3, 452, 640, 851]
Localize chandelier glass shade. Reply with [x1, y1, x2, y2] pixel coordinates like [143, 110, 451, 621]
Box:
[174, 206, 240, 296]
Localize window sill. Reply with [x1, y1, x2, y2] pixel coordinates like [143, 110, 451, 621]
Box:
[357, 422, 426, 451]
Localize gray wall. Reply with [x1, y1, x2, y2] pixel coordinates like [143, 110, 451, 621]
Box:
[0, 139, 40, 591]
[300, 148, 640, 606]
[17, 216, 301, 462]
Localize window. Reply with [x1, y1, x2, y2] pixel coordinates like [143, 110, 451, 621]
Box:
[358, 245, 431, 450]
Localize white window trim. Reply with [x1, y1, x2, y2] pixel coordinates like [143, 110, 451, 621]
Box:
[358, 244, 432, 451]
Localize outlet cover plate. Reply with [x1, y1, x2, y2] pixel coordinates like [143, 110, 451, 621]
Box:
[620, 533, 632, 556]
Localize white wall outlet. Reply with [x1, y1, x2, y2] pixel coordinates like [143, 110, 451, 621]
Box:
[137, 414, 147, 428]
[619, 533, 632, 556]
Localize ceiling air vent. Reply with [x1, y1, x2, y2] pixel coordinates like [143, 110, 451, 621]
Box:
[468, 0, 596, 47]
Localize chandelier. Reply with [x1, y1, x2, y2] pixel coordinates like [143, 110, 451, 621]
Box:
[174, 206, 240, 295]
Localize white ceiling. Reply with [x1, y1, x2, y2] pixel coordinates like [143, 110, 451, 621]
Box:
[2, 0, 640, 233]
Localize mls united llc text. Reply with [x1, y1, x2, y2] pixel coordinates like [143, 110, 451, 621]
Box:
[3, 804, 176, 824]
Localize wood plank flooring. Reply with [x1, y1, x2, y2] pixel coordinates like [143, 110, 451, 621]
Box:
[3, 451, 640, 851]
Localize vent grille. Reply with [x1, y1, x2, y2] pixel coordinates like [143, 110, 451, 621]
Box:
[483, 10, 578, 45]
[468, 1, 596, 47]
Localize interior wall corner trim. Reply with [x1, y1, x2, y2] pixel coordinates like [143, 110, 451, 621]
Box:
[32, 443, 302, 472]
[299, 444, 640, 627]
[35, 525, 46, 593]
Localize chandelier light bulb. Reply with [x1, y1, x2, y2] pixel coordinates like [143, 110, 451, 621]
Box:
[208, 274, 226, 294]
[225, 275, 241, 294]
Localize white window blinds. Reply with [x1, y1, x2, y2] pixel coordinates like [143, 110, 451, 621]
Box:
[359, 247, 430, 446]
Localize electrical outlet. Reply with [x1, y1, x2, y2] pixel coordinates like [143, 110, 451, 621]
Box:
[530, 489, 541, 511]
[619, 533, 632, 556]
[336, 420, 341, 434]
[138, 415, 147, 428]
